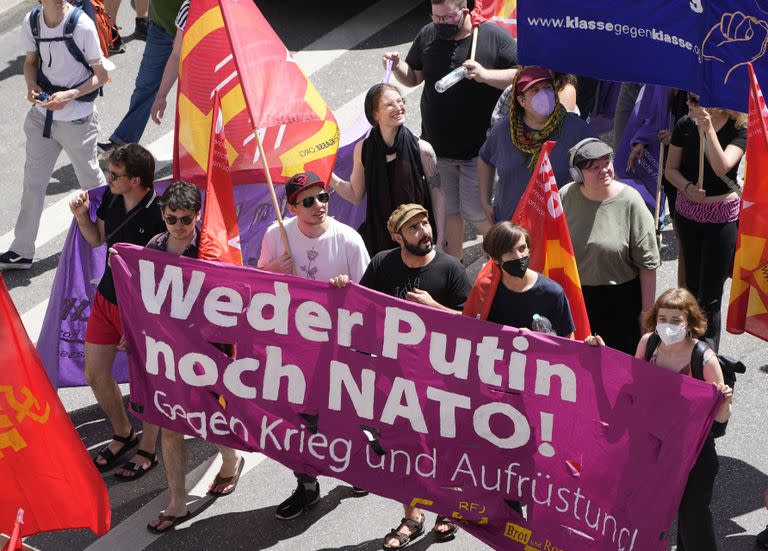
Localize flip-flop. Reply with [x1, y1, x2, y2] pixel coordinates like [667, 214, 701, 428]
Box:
[114, 449, 158, 482]
[207, 456, 244, 496]
[146, 511, 191, 534]
[93, 429, 138, 472]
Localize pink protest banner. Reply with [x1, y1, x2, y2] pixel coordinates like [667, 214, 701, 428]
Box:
[111, 244, 721, 551]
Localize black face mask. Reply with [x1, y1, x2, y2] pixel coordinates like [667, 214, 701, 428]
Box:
[501, 256, 530, 278]
[435, 13, 465, 40]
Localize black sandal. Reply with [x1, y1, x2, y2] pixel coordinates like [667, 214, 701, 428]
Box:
[433, 515, 459, 541]
[382, 514, 425, 549]
[114, 449, 158, 481]
[93, 429, 138, 472]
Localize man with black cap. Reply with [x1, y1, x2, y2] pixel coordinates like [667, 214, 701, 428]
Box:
[360, 203, 471, 548]
[258, 171, 371, 520]
[382, 0, 517, 261]
[478, 66, 595, 225]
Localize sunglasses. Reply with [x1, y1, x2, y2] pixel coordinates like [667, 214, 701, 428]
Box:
[294, 191, 330, 208]
[164, 215, 195, 226]
[108, 170, 129, 180]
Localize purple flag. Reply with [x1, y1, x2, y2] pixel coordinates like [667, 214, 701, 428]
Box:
[615, 85, 671, 212]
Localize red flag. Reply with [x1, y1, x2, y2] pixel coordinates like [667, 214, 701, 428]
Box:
[512, 141, 592, 339]
[199, 92, 243, 266]
[0, 277, 110, 537]
[174, 0, 339, 186]
[470, 0, 517, 37]
[727, 63, 768, 340]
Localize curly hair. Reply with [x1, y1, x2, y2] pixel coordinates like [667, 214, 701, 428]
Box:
[642, 288, 708, 337]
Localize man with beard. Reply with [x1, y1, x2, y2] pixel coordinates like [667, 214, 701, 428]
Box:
[360, 203, 471, 548]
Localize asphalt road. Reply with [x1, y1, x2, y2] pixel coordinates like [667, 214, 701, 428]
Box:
[0, 1, 766, 550]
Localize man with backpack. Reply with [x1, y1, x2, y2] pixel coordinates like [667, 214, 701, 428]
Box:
[0, 0, 109, 271]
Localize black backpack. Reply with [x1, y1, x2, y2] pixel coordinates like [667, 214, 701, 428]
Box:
[644, 333, 745, 437]
[29, 5, 101, 137]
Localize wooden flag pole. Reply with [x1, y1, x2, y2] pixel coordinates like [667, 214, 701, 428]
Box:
[255, 130, 296, 275]
[654, 145, 666, 230]
[697, 126, 706, 189]
[470, 26, 479, 61]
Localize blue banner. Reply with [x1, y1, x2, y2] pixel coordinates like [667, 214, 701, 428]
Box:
[518, 0, 768, 113]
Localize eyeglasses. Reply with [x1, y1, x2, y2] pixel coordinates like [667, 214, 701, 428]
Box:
[431, 10, 463, 23]
[108, 170, 129, 180]
[164, 215, 195, 226]
[383, 97, 406, 111]
[294, 191, 330, 208]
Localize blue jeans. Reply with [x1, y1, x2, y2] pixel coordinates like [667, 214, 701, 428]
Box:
[110, 21, 174, 145]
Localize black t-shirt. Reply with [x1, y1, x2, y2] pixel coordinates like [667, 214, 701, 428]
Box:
[405, 22, 517, 160]
[487, 274, 575, 337]
[670, 116, 746, 196]
[96, 188, 165, 304]
[360, 248, 471, 310]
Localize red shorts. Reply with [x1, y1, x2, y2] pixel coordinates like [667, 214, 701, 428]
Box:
[85, 291, 124, 345]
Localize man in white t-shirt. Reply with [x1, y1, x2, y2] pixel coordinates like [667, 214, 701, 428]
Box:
[257, 171, 371, 520]
[0, 0, 109, 270]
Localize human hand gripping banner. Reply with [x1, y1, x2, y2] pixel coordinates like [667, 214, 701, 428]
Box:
[518, 0, 768, 112]
[112, 244, 721, 550]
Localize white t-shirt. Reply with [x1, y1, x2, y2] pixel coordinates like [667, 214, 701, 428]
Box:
[258, 217, 370, 283]
[21, 6, 102, 121]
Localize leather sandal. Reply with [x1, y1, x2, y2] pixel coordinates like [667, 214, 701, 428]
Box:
[146, 511, 191, 534]
[114, 449, 158, 481]
[93, 429, 138, 472]
[382, 513, 425, 549]
[433, 515, 459, 541]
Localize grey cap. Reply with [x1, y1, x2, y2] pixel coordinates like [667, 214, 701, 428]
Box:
[569, 139, 614, 167]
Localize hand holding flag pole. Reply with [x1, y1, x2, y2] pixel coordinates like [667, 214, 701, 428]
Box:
[654, 144, 665, 236]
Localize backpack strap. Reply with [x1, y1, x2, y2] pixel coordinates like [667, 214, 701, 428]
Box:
[29, 5, 42, 44]
[690, 340, 709, 382]
[61, 7, 92, 70]
[644, 333, 661, 362]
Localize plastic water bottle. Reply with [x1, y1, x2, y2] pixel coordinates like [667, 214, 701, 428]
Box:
[435, 66, 468, 93]
[532, 314, 556, 335]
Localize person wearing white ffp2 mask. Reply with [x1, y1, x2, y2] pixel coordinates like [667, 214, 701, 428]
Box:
[587, 287, 732, 551]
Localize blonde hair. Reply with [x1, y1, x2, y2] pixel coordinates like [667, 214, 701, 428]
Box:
[726, 110, 748, 129]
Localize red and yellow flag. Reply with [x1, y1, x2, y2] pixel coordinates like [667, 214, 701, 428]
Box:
[199, 92, 243, 266]
[173, 0, 339, 186]
[726, 63, 768, 340]
[0, 277, 110, 537]
[512, 141, 591, 339]
[470, 0, 517, 37]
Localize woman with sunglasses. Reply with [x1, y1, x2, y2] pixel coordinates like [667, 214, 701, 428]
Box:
[664, 94, 747, 352]
[329, 83, 445, 257]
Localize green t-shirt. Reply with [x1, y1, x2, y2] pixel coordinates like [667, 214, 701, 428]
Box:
[150, 0, 183, 36]
[559, 182, 660, 287]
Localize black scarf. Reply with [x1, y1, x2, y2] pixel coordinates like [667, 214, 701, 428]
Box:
[361, 125, 433, 255]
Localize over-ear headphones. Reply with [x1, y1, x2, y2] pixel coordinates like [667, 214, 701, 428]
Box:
[568, 137, 602, 183]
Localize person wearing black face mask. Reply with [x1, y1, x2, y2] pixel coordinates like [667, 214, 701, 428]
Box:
[381, 0, 518, 261]
[463, 222, 576, 338]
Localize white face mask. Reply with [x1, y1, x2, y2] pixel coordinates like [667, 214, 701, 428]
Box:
[656, 322, 687, 345]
